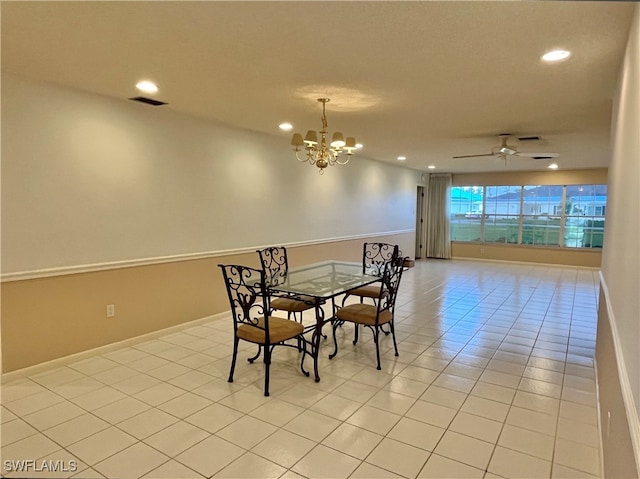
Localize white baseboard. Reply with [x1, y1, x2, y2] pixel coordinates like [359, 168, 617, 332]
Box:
[593, 358, 606, 479]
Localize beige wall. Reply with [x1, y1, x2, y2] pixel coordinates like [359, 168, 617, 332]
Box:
[451, 169, 607, 267]
[453, 168, 607, 187]
[598, 4, 640, 476]
[597, 290, 639, 478]
[1, 233, 413, 373]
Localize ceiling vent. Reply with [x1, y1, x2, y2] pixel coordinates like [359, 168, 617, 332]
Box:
[128, 96, 167, 106]
[518, 136, 541, 141]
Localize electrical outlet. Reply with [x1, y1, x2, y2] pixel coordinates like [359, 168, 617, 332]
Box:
[106, 304, 115, 318]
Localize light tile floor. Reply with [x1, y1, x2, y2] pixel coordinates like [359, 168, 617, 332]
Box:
[1, 259, 602, 478]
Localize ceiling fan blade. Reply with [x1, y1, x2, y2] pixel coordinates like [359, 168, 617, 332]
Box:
[452, 153, 495, 159]
[516, 152, 559, 158]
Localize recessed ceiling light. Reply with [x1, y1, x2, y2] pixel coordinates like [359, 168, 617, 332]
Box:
[397, 156, 407, 161]
[136, 80, 158, 94]
[355, 143, 363, 149]
[542, 50, 571, 63]
[548, 163, 559, 169]
[428, 165, 436, 169]
[279, 122, 293, 131]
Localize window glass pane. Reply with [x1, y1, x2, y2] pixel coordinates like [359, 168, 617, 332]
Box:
[485, 186, 522, 216]
[483, 186, 521, 244]
[484, 215, 519, 244]
[522, 185, 563, 217]
[521, 185, 563, 246]
[450, 186, 483, 242]
[522, 216, 562, 245]
[564, 184, 607, 248]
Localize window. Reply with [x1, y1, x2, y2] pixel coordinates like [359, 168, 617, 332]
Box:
[449, 184, 607, 249]
[521, 185, 562, 246]
[450, 186, 483, 242]
[564, 185, 607, 248]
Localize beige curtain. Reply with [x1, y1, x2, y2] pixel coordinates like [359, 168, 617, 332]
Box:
[426, 173, 452, 259]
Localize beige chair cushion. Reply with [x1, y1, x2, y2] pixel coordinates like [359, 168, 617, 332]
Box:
[336, 303, 393, 326]
[271, 295, 315, 313]
[348, 284, 384, 299]
[237, 316, 304, 344]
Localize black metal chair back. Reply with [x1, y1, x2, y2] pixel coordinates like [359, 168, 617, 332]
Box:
[257, 246, 289, 286]
[219, 264, 271, 341]
[377, 256, 406, 317]
[362, 242, 399, 276]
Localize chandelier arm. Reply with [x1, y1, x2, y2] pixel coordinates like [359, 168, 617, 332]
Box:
[294, 149, 316, 164]
[325, 149, 339, 166]
[335, 154, 350, 165]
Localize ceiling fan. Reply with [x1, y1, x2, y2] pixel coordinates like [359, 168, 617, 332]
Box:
[453, 134, 559, 160]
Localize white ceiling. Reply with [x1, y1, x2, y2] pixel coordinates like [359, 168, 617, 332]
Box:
[1, 1, 634, 173]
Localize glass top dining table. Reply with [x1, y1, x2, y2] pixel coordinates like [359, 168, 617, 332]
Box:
[269, 260, 380, 299]
[267, 260, 382, 382]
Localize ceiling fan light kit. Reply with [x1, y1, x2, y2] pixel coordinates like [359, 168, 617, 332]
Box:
[498, 146, 517, 155]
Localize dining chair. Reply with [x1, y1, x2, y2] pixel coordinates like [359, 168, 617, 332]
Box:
[219, 264, 308, 396]
[343, 242, 399, 305]
[329, 256, 406, 370]
[342, 242, 399, 343]
[256, 246, 317, 324]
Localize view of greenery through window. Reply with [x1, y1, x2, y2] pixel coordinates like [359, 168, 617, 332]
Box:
[450, 184, 607, 248]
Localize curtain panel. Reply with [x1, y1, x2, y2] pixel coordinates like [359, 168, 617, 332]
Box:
[426, 173, 452, 259]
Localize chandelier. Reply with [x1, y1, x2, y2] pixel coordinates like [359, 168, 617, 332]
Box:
[290, 98, 358, 174]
